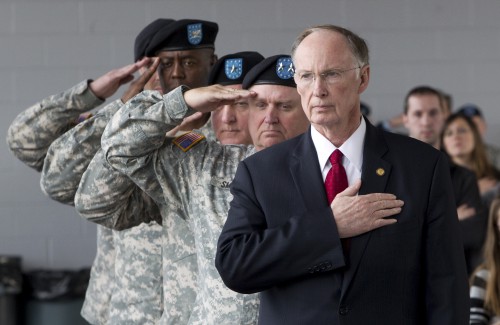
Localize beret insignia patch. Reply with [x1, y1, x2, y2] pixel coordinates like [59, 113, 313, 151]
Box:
[225, 58, 243, 80]
[187, 23, 203, 45]
[276, 57, 294, 79]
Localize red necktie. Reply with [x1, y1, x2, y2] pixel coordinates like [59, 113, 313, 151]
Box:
[324, 149, 348, 204]
[324, 150, 350, 257]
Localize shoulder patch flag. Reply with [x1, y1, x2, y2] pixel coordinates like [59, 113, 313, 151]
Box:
[70, 113, 93, 127]
[173, 131, 205, 152]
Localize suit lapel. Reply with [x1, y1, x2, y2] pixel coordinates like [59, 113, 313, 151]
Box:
[289, 129, 328, 214]
[341, 119, 392, 298]
[288, 123, 393, 299]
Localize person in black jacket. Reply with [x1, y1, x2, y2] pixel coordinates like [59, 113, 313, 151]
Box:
[403, 85, 486, 274]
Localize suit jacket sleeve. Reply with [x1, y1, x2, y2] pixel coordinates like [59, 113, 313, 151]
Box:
[425, 154, 470, 324]
[215, 160, 346, 294]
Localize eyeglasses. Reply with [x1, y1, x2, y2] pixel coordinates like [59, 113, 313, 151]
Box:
[294, 67, 361, 87]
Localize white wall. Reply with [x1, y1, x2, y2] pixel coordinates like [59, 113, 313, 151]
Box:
[2, 0, 500, 270]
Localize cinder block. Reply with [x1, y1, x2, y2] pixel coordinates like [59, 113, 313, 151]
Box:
[13, 2, 79, 34]
[79, 1, 148, 33]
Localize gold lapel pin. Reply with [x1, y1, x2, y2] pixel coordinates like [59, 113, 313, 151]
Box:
[376, 168, 385, 176]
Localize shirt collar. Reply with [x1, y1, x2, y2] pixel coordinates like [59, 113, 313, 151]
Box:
[311, 117, 366, 173]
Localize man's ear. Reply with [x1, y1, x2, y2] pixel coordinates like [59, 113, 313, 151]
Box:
[358, 65, 370, 94]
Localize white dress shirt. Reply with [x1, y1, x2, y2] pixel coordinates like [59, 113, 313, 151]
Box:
[310, 117, 365, 186]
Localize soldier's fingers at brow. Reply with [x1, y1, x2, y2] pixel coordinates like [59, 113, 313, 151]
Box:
[149, 57, 160, 70]
[136, 68, 156, 86]
[144, 63, 158, 79]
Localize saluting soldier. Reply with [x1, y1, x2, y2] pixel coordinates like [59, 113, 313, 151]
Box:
[38, 19, 218, 324]
[76, 51, 264, 324]
[5, 18, 178, 325]
[96, 55, 310, 324]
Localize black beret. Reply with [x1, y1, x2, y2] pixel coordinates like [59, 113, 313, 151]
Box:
[242, 54, 296, 89]
[134, 19, 175, 62]
[208, 52, 265, 86]
[145, 19, 218, 56]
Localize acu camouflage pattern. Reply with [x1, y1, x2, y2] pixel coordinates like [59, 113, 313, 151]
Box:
[40, 98, 122, 204]
[6, 80, 103, 171]
[82, 226, 115, 324]
[76, 118, 214, 324]
[79, 150, 190, 324]
[42, 98, 163, 324]
[76, 149, 162, 230]
[110, 222, 163, 324]
[4, 80, 112, 324]
[102, 86, 260, 324]
[159, 120, 215, 325]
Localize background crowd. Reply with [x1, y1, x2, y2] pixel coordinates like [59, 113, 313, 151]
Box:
[2, 1, 500, 324]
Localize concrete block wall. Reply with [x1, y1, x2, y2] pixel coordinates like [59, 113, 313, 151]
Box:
[1, 0, 499, 270]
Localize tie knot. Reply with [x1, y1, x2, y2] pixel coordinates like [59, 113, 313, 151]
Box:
[329, 149, 343, 165]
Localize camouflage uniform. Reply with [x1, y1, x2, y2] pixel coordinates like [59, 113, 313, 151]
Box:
[77, 150, 191, 324]
[77, 121, 214, 324]
[101, 87, 260, 324]
[41, 96, 164, 324]
[5, 81, 116, 324]
[88, 226, 116, 324]
[6, 80, 103, 171]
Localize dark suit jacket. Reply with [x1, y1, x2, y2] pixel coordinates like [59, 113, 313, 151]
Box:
[216, 120, 469, 325]
[449, 161, 487, 275]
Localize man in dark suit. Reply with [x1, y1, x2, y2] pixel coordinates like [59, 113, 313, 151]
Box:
[215, 24, 469, 324]
[403, 85, 486, 275]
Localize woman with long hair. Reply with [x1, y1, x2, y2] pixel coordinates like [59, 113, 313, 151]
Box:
[470, 198, 500, 324]
[441, 113, 500, 207]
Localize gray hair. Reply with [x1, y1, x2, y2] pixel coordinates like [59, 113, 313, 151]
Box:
[291, 24, 369, 67]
